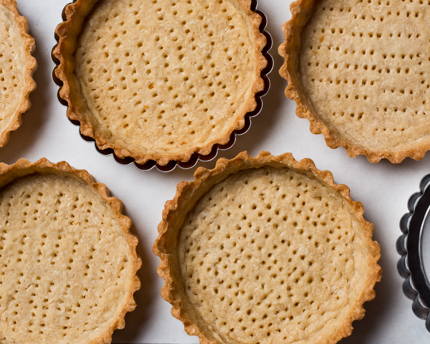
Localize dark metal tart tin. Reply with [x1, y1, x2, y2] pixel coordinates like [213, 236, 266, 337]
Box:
[398, 174, 430, 331]
[52, 0, 273, 172]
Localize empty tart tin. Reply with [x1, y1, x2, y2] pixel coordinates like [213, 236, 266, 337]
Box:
[51, 0, 273, 172]
[398, 173, 430, 331]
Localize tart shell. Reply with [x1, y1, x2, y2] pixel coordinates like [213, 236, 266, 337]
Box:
[278, 0, 429, 164]
[154, 150, 381, 344]
[0, 0, 37, 147]
[52, 0, 271, 169]
[0, 158, 141, 344]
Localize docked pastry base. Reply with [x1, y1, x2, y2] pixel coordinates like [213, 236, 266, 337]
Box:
[154, 151, 381, 344]
[0, 158, 141, 344]
[279, 0, 430, 163]
[53, 0, 270, 168]
[0, 0, 36, 147]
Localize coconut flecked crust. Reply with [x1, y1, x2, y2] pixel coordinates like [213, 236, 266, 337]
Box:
[0, 158, 141, 344]
[278, 0, 430, 163]
[0, 0, 37, 147]
[53, 0, 267, 166]
[154, 151, 381, 344]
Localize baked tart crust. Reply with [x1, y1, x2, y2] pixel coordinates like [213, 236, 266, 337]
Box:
[154, 151, 381, 344]
[0, 158, 141, 344]
[279, 0, 430, 163]
[0, 0, 36, 147]
[53, 0, 267, 166]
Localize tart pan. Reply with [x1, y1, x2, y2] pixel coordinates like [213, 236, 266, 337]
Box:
[398, 173, 430, 331]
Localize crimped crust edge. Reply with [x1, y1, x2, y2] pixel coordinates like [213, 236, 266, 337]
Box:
[153, 150, 381, 344]
[53, 0, 267, 166]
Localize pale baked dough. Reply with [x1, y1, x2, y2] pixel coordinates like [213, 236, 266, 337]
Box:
[154, 151, 381, 344]
[279, 0, 430, 163]
[0, 159, 140, 344]
[0, 0, 36, 147]
[54, 0, 267, 165]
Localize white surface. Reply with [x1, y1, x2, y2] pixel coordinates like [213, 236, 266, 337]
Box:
[5, 0, 430, 342]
